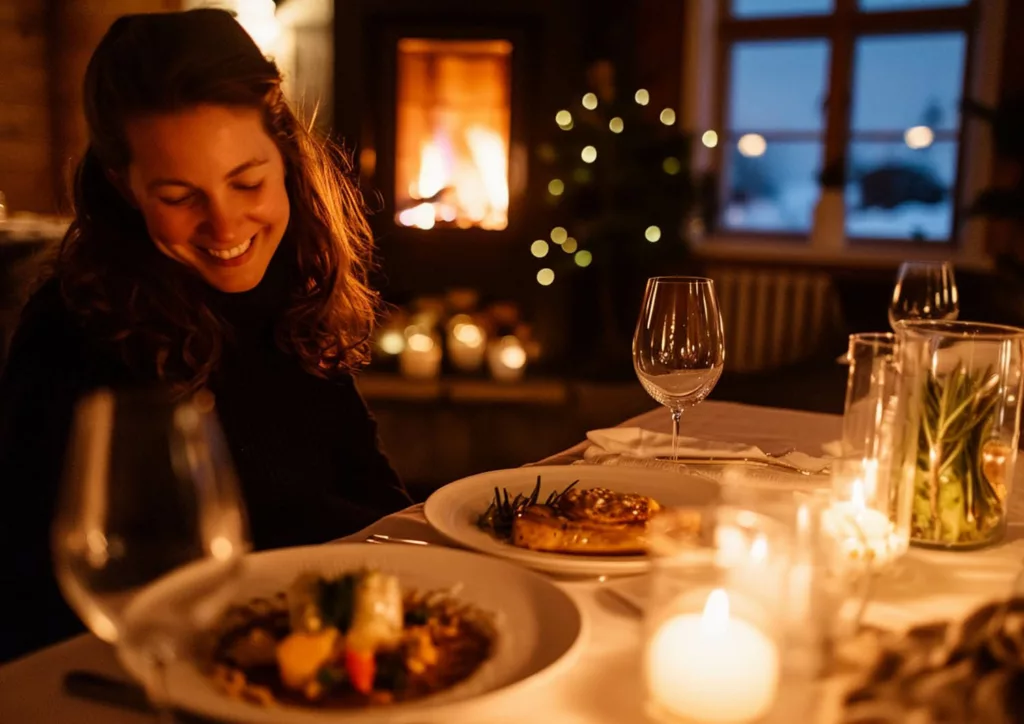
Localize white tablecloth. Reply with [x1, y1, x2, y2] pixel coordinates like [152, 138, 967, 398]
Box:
[3, 401, 1024, 723]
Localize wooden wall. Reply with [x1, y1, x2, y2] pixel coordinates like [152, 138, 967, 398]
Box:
[0, 0, 181, 215]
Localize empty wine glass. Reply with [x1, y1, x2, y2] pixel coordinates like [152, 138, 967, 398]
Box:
[52, 387, 249, 719]
[633, 276, 725, 460]
[889, 261, 959, 330]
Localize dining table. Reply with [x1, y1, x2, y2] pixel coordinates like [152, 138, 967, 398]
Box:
[3, 399, 1024, 723]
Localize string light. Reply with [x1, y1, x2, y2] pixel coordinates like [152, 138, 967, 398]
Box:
[548, 179, 565, 196]
[530, 240, 550, 258]
[582, 92, 598, 110]
[574, 250, 593, 267]
[659, 108, 676, 126]
[555, 110, 573, 129]
[550, 226, 568, 244]
[609, 117, 624, 133]
[645, 225, 662, 242]
[562, 237, 578, 253]
[537, 268, 555, 286]
[581, 145, 597, 163]
[662, 157, 681, 175]
[635, 89, 650, 106]
[701, 130, 718, 148]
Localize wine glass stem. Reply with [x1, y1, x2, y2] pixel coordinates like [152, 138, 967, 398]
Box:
[671, 409, 683, 461]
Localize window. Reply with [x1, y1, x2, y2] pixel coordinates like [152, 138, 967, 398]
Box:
[717, 0, 974, 243]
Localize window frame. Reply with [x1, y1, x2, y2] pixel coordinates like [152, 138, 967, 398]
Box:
[711, 0, 979, 248]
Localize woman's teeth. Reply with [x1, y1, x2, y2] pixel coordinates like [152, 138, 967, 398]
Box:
[204, 236, 253, 260]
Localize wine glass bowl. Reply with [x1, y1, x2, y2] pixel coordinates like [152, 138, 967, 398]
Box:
[52, 387, 249, 709]
[889, 261, 959, 330]
[633, 276, 725, 459]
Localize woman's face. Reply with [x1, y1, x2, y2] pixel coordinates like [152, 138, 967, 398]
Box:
[123, 104, 290, 293]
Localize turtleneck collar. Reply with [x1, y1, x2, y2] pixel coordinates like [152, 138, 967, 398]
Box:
[202, 238, 298, 336]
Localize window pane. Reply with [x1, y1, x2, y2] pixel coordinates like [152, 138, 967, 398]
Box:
[850, 33, 966, 132]
[845, 141, 957, 240]
[728, 40, 830, 132]
[723, 141, 823, 233]
[860, 0, 969, 11]
[732, 0, 833, 17]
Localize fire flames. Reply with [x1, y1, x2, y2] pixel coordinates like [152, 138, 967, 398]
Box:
[394, 39, 511, 231]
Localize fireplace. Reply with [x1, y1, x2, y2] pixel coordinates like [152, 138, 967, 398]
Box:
[333, 2, 579, 299]
[393, 38, 513, 232]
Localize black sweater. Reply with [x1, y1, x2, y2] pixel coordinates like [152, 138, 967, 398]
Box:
[0, 257, 410, 660]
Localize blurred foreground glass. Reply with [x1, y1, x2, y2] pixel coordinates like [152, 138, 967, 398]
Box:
[842, 333, 897, 461]
[889, 261, 959, 329]
[895, 321, 1024, 550]
[633, 277, 725, 461]
[644, 507, 789, 723]
[52, 388, 250, 715]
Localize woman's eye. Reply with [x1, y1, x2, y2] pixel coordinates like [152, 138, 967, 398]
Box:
[159, 194, 194, 207]
[234, 180, 264, 192]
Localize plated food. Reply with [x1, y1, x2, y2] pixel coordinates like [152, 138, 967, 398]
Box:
[477, 478, 665, 554]
[205, 568, 495, 709]
[425, 465, 720, 576]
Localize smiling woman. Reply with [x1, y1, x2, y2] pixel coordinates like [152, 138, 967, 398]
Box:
[0, 9, 412, 661]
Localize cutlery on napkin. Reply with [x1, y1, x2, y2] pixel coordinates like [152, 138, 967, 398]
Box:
[583, 427, 831, 474]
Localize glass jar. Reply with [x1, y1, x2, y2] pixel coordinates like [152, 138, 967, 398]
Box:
[895, 321, 1024, 549]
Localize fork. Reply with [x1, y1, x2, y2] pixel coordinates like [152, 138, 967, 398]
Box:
[365, 533, 432, 546]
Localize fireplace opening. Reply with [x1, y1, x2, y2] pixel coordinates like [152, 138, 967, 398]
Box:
[394, 38, 513, 231]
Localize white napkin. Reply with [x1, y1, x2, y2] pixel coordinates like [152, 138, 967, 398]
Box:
[583, 427, 831, 474]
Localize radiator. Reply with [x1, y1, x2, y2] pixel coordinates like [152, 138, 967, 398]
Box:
[709, 266, 839, 374]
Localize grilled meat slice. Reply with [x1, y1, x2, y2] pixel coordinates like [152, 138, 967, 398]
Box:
[553, 486, 661, 525]
[512, 504, 650, 554]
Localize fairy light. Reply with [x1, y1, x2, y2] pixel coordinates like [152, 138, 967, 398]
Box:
[548, 179, 565, 196]
[645, 225, 662, 242]
[702, 130, 719, 148]
[659, 108, 677, 126]
[530, 240, 550, 258]
[550, 226, 568, 244]
[609, 117, 624, 133]
[537, 268, 555, 286]
[582, 92, 598, 110]
[581, 145, 597, 163]
[635, 89, 650, 106]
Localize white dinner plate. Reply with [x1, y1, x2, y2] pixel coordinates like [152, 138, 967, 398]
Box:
[118, 544, 584, 724]
[424, 465, 720, 576]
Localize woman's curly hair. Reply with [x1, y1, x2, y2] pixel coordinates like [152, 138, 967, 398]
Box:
[55, 8, 379, 391]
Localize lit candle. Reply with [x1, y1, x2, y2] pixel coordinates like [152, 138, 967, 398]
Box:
[447, 321, 486, 372]
[646, 589, 780, 724]
[823, 478, 898, 566]
[399, 330, 441, 379]
[487, 335, 527, 382]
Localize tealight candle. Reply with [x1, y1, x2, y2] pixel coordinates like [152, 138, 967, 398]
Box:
[487, 335, 527, 383]
[646, 589, 780, 724]
[447, 321, 486, 372]
[824, 478, 899, 566]
[399, 330, 441, 379]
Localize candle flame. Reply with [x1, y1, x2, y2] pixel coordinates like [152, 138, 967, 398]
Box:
[750, 535, 768, 562]
[701, 588, 729, 633]
[851, 479, 866, 510]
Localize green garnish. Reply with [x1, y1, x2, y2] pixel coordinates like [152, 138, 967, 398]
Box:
[476, 476, 579, 539]
[318, 573, 358, 632]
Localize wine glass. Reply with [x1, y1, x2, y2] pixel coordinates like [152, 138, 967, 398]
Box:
[52, 387, 249, 719]
[889, 261, 959, 330]
[633, 276, 725, 460]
